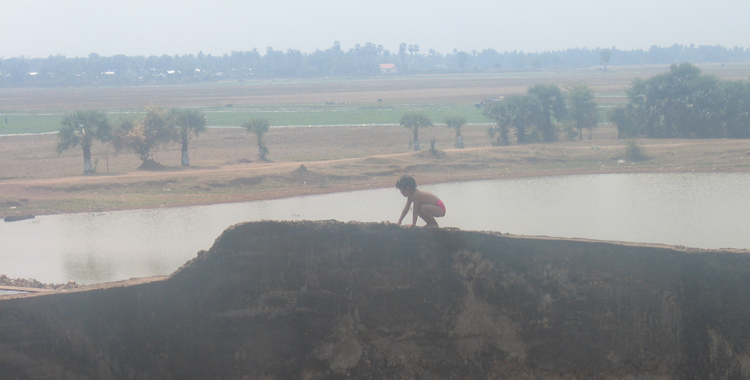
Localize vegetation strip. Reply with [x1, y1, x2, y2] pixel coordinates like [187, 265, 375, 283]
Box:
[2, 43, 749, 87]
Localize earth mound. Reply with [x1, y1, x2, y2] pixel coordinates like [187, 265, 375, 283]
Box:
[137, 159, 169, 171]
[2, 221, 750, 379]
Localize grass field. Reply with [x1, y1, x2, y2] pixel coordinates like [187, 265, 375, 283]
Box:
[0, 114, 62, 135]
[3, 63, 749, 135]
[204, 104, 487, 127]
[0, 105, 487, 134]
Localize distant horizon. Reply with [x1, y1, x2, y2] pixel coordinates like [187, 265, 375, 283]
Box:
[3, 0, 748, 60]
[4, 42, 749, 60]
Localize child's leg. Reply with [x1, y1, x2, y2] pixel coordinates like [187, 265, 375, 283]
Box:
[418, 204, 445, 227]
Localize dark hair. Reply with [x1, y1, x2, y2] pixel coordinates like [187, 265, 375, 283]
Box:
[396, 175, 417, 191]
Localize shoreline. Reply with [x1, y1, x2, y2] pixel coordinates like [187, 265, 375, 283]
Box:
[2, 125, 750, 217]
[3, 158, 749, 219]
[0, 167, 709, 218]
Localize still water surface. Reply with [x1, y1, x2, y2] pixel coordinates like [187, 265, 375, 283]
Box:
[1, 173, 749, 285]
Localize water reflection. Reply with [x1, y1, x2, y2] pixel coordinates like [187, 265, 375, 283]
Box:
[1, 172, 748, 285]
[0, 290, 26, 296]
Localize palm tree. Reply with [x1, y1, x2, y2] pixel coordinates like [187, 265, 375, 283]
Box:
[444, 115, 467, 148]
[400, 111, 433, 151]
[56, 110, 111, 174]
[169, 108, 207, 166]
[242, 118, 270, 160]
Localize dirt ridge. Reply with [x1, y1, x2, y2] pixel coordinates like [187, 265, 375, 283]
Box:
[2, 221, 750, 378]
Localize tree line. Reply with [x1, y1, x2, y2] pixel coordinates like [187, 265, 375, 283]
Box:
[57, 108, 206, 173]
[479, 83, 598, 145]
[56, 106, 462, 174]
[410, 63, 750, 148]
[57, 107, 265, 173]
[57, 99, 599, 174]
[57, 62, 750, 174]
[5, 43, 750, 87]
[477, 63, 750, 145]
[610, 63, 750, 138]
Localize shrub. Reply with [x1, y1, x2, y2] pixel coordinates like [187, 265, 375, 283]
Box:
[624, 140, 648, 161]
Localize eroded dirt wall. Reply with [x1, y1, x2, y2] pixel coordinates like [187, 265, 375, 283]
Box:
[1, 221, 750, 379]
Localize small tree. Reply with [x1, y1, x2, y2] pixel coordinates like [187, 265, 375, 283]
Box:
[169, 108, 207, 166]
[527, 84, 567, 142]
[56, 110, 111, 174]
[400, 111, 433, 151]
[484, 95, 543, 145]
[444, 115, 467, 148]
[112, 106, 175, 167]
[484, 100, 514, 146]
[565, 84, 599, 140]
[624, 140, 648, 161]
[609, 105, 637, 139]
[243, 118, 270, 160]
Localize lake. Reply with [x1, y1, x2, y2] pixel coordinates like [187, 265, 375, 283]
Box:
[1, 172, 749, 286]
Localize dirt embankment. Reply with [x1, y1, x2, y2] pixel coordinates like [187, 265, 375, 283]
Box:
[2, 221, 750, 379]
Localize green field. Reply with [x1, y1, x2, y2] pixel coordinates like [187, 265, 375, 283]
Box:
[0, 104, 488, 135]
[203, 104, 486, 127]
[12, 64, 741, 135]
[0, 113, 63, 135]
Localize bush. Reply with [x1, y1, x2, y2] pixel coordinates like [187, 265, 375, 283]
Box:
[624, 140, 648, 161]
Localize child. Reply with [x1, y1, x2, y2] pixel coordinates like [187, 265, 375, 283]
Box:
[396, 175, 446, 228]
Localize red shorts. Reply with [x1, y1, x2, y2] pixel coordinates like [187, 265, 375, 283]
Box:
[435, 199, 446, 214]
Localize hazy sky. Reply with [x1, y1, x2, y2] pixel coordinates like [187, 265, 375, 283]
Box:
[1, 0, 748, 58]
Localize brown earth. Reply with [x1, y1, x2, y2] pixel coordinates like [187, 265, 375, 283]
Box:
[1, 64, 748, 111]
[2, 123, 750, 218]
[0, 70, 634, 110]
[3, 220, 750, 379]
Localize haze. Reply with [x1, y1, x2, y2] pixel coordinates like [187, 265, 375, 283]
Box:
[1, 0, 749, 59]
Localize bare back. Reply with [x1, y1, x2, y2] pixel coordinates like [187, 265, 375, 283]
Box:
[411, 189, 440, 206]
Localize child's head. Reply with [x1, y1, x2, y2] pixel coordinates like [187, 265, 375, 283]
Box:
[396, 175, 417, 193]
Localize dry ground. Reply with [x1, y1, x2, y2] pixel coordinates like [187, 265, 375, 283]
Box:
[0, 72, 620, 110]
[2, 64, 748, 111]
[2, 123, 749, 217]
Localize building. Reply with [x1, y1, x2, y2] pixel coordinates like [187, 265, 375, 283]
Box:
[379, 63, 397, 74]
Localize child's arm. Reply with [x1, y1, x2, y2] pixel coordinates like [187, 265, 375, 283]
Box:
[397, 198, 412, 225]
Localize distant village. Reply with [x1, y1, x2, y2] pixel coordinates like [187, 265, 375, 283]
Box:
[2, 43, 750, 87]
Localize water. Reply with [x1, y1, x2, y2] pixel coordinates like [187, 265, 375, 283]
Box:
[0, 289, 26, 296]
[1, 173, 749, 285]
